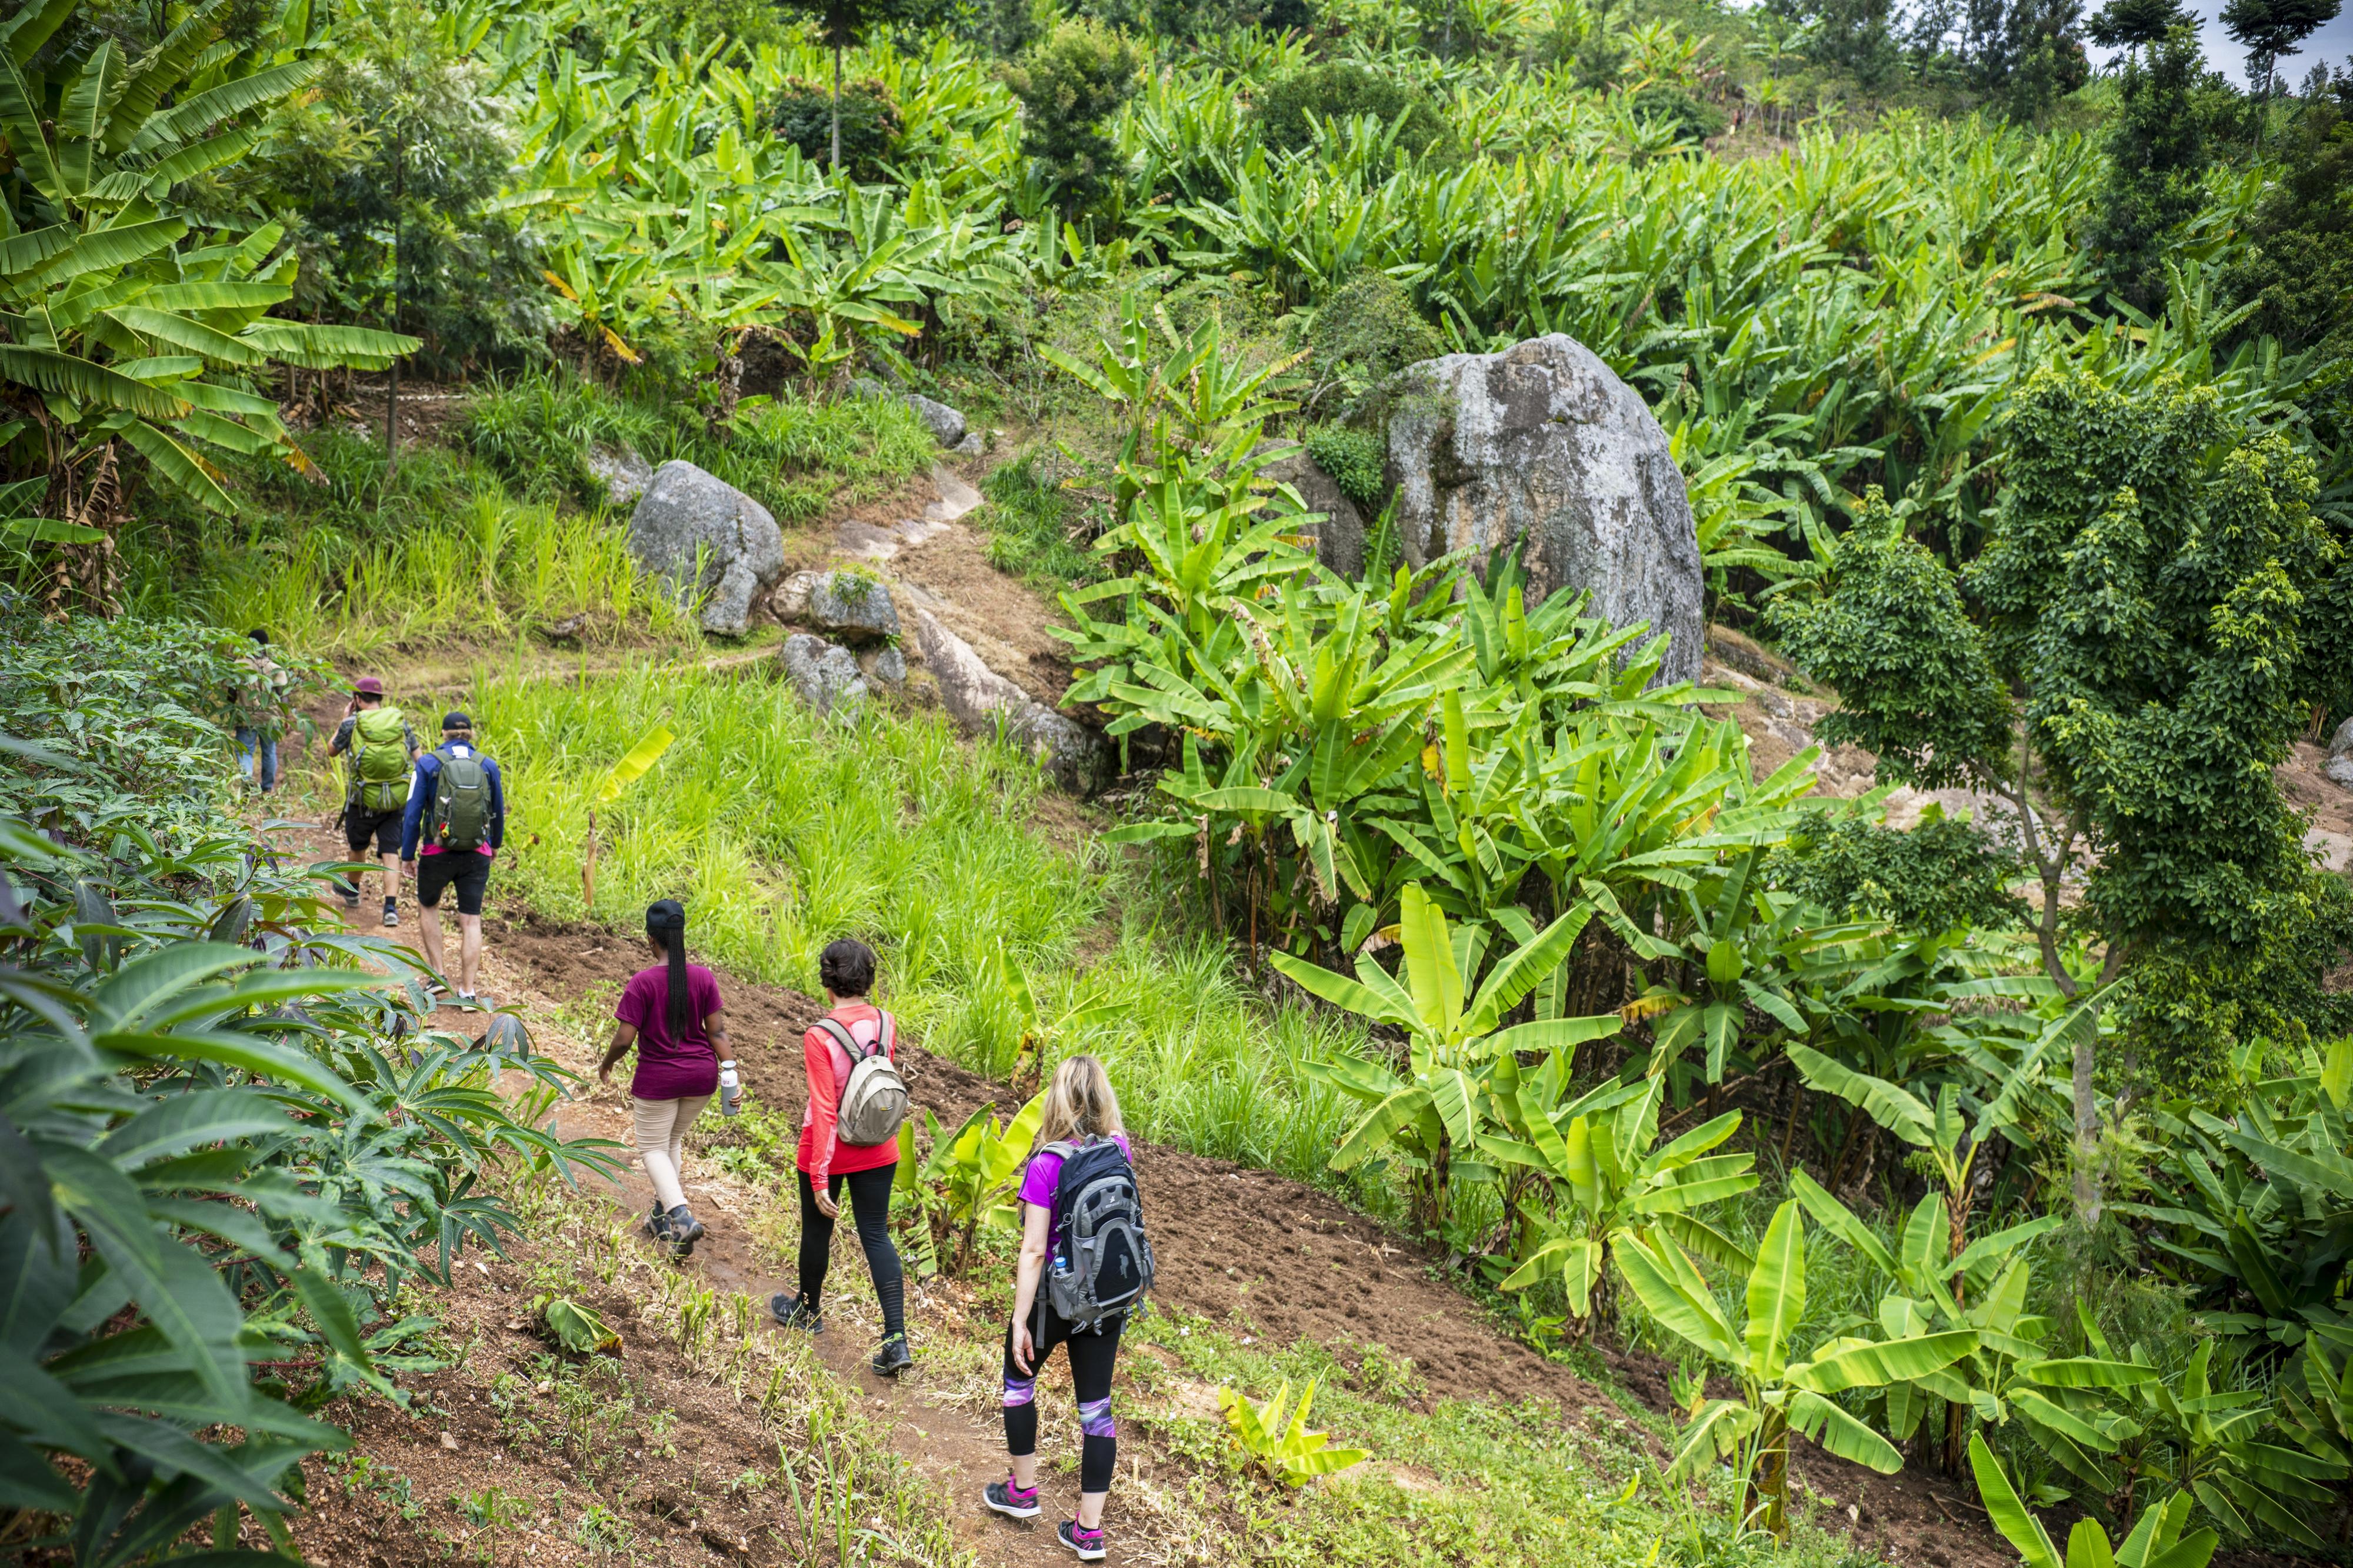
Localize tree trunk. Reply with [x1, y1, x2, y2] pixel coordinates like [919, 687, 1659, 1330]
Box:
[2073, 1032, 2100, 1225]
[1748, 1406, 1791, 1540]
[831, 42, 842, 172]
[385, 125, 402, 476]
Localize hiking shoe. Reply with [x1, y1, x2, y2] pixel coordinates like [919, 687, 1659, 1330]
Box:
[984, 1474, 1041, 1520]
[340, 890, 360, 912]
[640, 1206, 672, 1245]
[665, 1205, 705, 1258]
[872, 1335, 912, 1377]
[382, 908, 399, 929]
[1058, 1520, 1106, 1561]
[768, 1293, 822, 1333]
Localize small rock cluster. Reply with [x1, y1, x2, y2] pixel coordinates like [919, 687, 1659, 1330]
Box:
[773, 569, 907, 718]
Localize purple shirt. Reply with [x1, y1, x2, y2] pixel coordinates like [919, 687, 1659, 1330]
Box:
[615, 963, 724, 1100]
[1018, 1132, 1132, 1211]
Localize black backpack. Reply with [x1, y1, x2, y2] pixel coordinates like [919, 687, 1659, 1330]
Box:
[1039, 1136, 1154, 1333]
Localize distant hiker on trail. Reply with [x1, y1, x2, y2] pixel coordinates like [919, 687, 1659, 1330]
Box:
[769, 938, 914, 1378]
[985, 1055, 1153, 1563]
[596, 899, 726, 1260]
[398, 711, 505, 1005]
[231, 629, 292, 795]
[329, 676, 421, 929]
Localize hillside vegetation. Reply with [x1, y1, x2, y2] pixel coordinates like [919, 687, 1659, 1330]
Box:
[6, 0, 2353, 1564]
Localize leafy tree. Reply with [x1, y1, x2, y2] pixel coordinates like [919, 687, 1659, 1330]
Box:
[1771, 370, 2348, 1212]
[2221, 94, 2353, 357]
[778, 0, 945, 171]
[772, 76, 903, 180]
[2087, 18, 2211, 312]
[1254, 61, 1459, 160]
[2221, 0, 2342, 113]
[1303, 267, 1443, 417]
[1964, 0, 2092, 119]
[1776, 807, 2028, 934]
[998, 18, 1141, 221]
[2087, 0, 2189, 54]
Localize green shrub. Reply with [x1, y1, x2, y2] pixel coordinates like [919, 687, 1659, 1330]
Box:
[1774, 807, 2027, 933]
[1255, 62, 1459, 161]
[1629, 83, 1728, 144]
[980, 453, 1104, 586]
[1305, 270, 1445, 415]
[771, 78, 904, 178]
[1304, 426, 1387, 512]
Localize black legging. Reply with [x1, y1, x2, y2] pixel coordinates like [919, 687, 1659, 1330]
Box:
[796, 1165, 905, 1342]
[1003, 1303, 1124, 1494]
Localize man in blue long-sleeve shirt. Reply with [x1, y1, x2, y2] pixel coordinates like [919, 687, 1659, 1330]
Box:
[399, 711, 506, 1005]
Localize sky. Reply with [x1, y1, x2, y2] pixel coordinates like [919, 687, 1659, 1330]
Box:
[2078, 1, 2353, 89]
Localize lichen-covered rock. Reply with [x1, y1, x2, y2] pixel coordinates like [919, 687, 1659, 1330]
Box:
[905, 394, 966, 448]
[950, 430, 984, 458]
[780, 633, 869, 717]
[775, 569, 901, 645]
[862, 645, 907, 687]
[2331, 716, 2353, 758]
[1258, 446, 1366, 579]
[1385, 335, 1702, 682]
[913, 610, 1103, 793]
[628, 462, 784, 636]
[584, 446, 652, 508]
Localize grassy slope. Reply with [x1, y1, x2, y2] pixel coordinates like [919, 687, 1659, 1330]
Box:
[463, 660, 1371, 1189]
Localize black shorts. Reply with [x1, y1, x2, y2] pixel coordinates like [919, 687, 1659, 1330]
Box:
[414, 852, 491, 916]
[344, 805, 404, 856]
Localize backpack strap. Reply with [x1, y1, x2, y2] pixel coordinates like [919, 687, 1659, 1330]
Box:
[815, 1015, 888, 1062]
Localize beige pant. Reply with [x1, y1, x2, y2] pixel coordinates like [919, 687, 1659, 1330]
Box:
[632, 1093, 712, 1212]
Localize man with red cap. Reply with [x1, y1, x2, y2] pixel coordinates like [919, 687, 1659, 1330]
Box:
[328, 676, 421, 927]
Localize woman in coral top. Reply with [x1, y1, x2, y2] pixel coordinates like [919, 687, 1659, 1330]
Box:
[768, 938, 911, 1376]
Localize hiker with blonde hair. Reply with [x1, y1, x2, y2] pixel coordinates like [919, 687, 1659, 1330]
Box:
[984, 1054, 1155, 1562]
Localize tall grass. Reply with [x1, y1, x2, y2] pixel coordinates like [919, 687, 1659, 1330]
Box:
[466, 661, 1369, 1186]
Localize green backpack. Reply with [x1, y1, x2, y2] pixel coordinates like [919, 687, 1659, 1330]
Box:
[351, 707, 412, 812]
[425, 746, 492, 853]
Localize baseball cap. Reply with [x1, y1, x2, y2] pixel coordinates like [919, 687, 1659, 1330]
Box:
[442, 710, 473, 732]
[354, 676, 385, 696]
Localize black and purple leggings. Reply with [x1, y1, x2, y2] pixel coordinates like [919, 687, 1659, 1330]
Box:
[1002, 1304, 1124, 1494]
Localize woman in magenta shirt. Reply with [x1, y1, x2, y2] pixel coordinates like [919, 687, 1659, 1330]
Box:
[596, 899, 726, 1258]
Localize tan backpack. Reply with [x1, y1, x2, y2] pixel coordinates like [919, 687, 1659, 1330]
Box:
[817, 1012, 908, 1147]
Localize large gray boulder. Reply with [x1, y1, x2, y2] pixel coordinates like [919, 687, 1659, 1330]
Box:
[779, 633, 869, 717]
[628, 461, 785, 636]
[1385, 335, 1703, 682]
[914, 610, 1105, 793]
[772, 569, 901, 645]
[1259, 446, 1366, 579]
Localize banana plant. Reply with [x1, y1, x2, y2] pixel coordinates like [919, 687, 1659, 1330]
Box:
[1788, 1170, 2123, 1484]
[1481, 1072, 1758, 1337]
[2073, 1310, 2345, 1550]
[1269, 882, 1622, 1234]
[1615, 1201, 1980, 1539]
[1969, 1434, 2219, 1568]
[0, 0, 414, 553]
[894, 1092, 1045, 1278]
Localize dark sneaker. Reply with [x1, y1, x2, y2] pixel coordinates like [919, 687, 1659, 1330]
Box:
[1057, 1520, 1106, 1562]
[640, 1206, 672, 1245]
[340, 890, 360, 912]
[665, 1205, 705, 1258]
[769, 1293, 822, 1333]
[382, 908, 399, 928]
[872, 1335, 912, 1377]
[984, 1474, 1041, 1519]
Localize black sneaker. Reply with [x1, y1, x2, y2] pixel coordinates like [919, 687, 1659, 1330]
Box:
[665, 1205, 705, 1258]
[871, 1335, 912, 1377]
[640, 1206, 672, 1245]
[769, 1293, 822, 1333]
[1058, 1520, 1106, 1562]
[382, 908, 400, 928]
[984, 1474, 1041, 1519]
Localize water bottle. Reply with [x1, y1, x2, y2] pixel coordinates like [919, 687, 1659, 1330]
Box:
[719, 1060, 741, 1117]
